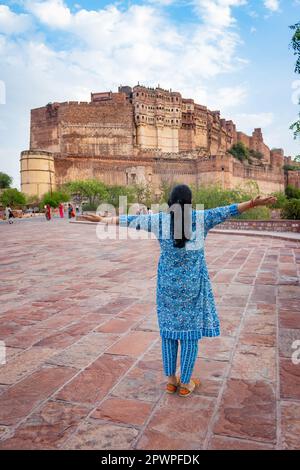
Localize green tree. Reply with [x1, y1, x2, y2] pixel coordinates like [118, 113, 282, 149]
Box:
[105, 185, 136, 209]
[159, 180, 181, 204]
[41, 191, 69, 208]
[65, 180, 108, 206]
[0, 172, 13, 189]
[290, 22, 300, 139]
[134, 183, 152, 207]
[283, 163, 300, 171]
[26, 194, 40, 205]
[0, 188, 26, 206]
[290, 22, 300, 73]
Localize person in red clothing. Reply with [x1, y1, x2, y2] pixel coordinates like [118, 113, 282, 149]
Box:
[45, 204, 51, 221]
[59, 203, 64, 218]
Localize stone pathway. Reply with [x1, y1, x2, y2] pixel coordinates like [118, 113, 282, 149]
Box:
[0, 218, 299, 450]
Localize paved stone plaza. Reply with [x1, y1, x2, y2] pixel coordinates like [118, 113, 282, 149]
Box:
[0, 218, 299, 450]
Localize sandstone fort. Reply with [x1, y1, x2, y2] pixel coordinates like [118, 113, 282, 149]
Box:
[20, 84, 300, 197]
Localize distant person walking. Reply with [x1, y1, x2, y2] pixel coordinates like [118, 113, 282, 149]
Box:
[5, 205, 14, 224]
[68, 203, 75, 219]
[59, 203, 64, 218]
[45, 204, 51, 221]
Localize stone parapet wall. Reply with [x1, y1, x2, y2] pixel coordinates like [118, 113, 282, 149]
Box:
[217, 219, 300, 233]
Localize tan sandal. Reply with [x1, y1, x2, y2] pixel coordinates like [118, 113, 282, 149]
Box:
[166, 376, 180, 394]
[178, 378, 201, 397]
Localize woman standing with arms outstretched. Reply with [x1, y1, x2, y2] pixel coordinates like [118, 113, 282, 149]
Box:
[84, 185, 276, 397]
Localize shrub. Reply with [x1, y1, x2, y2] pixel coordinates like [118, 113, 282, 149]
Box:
[41, 191, 69, 208]
[270, 191, 288, 209]
[281, 199, 300, 219]
[81, 202, 98, 212]
[249, 149, 263, 160]
[285, 184, 300, 199]
[236, 206, 271, 220]
[228, 142, 250, 162]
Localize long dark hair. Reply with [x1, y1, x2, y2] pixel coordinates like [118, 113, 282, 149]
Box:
[168, 184, 192, 248]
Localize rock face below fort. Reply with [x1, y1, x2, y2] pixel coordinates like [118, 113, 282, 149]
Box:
[20, 84, 298, 197]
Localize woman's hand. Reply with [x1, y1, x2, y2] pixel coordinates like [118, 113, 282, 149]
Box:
[237, 195, 277, 213]
[252, 195, 277, 207]
[81, 213, 103, 222]
[80, 214, 119, 224]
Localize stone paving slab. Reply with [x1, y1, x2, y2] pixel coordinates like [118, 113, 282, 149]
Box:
[0, 218, 299, 449]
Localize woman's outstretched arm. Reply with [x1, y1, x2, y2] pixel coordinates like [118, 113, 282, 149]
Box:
[237, 195, 277, 213]
[203, 194, 277, 235]
[81, 213, 119, 224]
[81, 213, 158, 233]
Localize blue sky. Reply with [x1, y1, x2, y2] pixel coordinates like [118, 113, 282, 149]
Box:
[0, 0, 299, 188]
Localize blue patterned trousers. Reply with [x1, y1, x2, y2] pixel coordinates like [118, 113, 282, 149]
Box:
[161, 338, 198, 384]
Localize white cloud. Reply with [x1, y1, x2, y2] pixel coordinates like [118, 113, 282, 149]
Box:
[0, 0, 257, 187]
[0, 5, 31, 35]
[264, 0, 280, 12]
[231, 112, 274, 132]
[147, 0, 176, 5]
[193, 0, 247, 29]
[213, 86, 248, 109]
[25, 0, 71, 28]
[195, 85, 248, 112]
[19, 1, 247, 84]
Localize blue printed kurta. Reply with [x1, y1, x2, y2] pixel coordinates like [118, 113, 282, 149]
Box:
[119, 204, 241, 340]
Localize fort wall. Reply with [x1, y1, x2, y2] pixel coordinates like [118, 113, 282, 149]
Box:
[21, 84, 297, 197]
